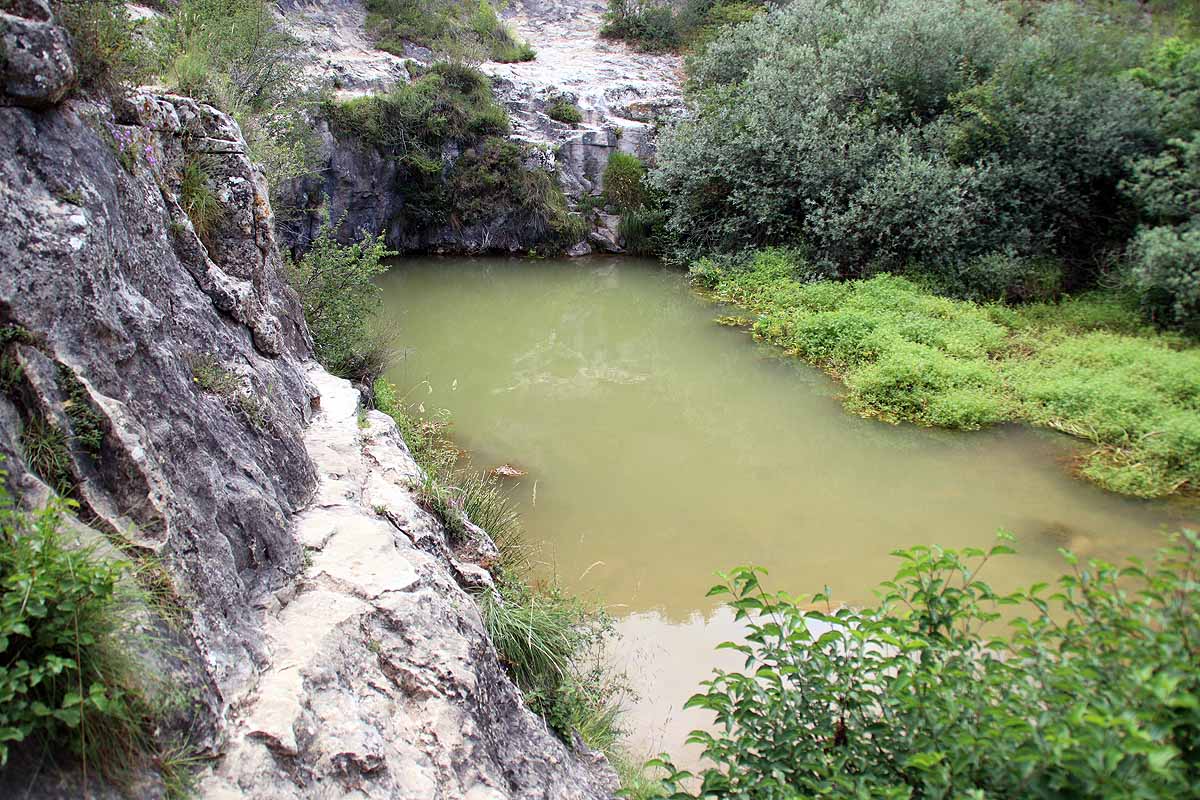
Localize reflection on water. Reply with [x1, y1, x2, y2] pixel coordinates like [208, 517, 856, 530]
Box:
[379, 255, 1198, 762]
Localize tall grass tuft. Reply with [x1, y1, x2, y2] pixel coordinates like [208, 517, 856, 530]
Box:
[179, 154, 222, 245]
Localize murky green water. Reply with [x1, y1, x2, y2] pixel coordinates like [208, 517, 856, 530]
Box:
[379, 255, 1197, 761]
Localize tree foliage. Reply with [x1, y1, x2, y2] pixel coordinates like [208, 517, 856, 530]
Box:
[652, 0, 1157, 293]
[1124, 37, 1200, 332]
[651, 533, 1200, 798]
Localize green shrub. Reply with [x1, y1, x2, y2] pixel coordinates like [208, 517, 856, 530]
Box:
[652, 0, 1155, 285]
[287, 216, 396, 382]
[652, 534, 1200, 797]
[703, 248, 1200, 496]
[1129, 224, 1200, 333]
[366, 0, 535, 63]
[546, 98, 584, 125]
[601, 0, 683, 52]
[52, 0, 149, 98]
[0, 493, 150, 777]
[602, 152, 646, 212]
[618, 205, 666, 256]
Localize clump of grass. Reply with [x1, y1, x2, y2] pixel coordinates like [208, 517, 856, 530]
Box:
[22, 416, 75, 496]
[478, 581, 626, 749]
[179, 153, 222, 245]
[702, 248, 1200, 497]
[56, 365, 105, 459]
[189, 355, 273, 433]
[546, 97, 583, 125]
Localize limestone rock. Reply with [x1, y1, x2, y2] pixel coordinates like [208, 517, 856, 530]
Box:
[1, 0, 77, 107]
[203, 369, 617, 798]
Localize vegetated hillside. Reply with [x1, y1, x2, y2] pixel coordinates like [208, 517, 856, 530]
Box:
[284, 62, 585, 255]
[634, 0, 1200, 496]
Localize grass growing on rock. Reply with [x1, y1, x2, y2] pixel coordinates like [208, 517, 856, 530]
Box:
[698, 248, 1200, 497]
[372, 377, 632, 759]
[365, 0, 535, 63]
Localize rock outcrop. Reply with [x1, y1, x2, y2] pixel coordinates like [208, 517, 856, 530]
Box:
[0, 4, 615, 796]
[205, 369, 616, 798]
[273, 0, 683, 255]
[482, 0, 683, 199]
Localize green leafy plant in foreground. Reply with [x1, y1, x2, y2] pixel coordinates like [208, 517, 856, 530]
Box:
[650, 532, 1200, 798]
[0, 491, 148, 777]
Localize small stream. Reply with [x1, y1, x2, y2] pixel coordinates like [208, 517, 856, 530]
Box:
[378, 255, 1197, 763]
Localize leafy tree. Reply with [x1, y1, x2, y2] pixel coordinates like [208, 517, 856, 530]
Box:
[1124, 38, 1200, 332]
[651, 0, 1155, 293]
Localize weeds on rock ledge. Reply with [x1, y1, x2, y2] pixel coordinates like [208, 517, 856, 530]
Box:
[372, 377, 631, 757]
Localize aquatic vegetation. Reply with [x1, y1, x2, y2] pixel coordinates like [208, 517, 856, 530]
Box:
[701, 249, 1200, 496]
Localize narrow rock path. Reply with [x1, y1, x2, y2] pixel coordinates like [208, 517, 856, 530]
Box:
[203, 367, 615, 798]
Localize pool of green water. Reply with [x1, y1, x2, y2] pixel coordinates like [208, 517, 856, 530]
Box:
[378, 255, 1197, 761]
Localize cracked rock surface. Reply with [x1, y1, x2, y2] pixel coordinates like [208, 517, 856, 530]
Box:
[203, 368, 617, 799]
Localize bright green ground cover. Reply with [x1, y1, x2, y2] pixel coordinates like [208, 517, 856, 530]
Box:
[697, 249, 1200, 498]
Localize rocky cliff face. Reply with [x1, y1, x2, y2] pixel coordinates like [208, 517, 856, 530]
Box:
[274, 0, 682, 256]
[481, 0, 683, 200]
[0, 3, 614, 796]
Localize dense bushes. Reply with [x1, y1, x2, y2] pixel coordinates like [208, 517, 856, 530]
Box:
[600, 0, 763, 53]
[365, 0, 535, 62]
[1124, 38, 1200, 332]
[701, 249, 1200, 496]
[287, 216, 396, 383]
[652, 0, 1160, 295]
[652, 534, 1200, 797]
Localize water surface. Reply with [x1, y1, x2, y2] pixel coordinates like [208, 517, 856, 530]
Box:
[379, 256, 1196, 760]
